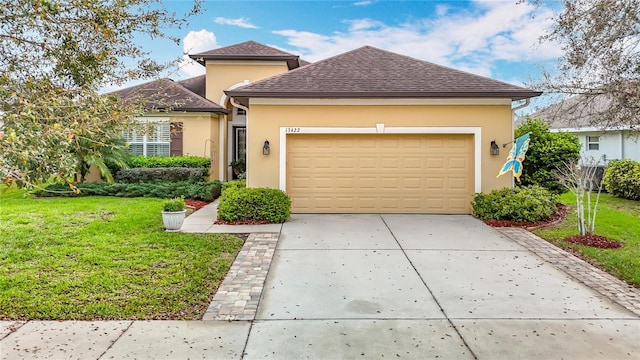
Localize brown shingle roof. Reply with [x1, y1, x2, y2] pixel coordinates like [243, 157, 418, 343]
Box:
[226, 46, 541, 102]
[189, 40, 305, 70]
[110, 78, 228, 113]
[177, 75, 206, 98]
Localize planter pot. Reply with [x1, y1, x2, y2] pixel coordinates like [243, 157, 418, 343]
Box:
[162, 210, 186, 231]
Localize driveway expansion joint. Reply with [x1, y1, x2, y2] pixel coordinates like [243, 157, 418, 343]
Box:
[497, 227, 640, 317]
[202, 233, 279, 321]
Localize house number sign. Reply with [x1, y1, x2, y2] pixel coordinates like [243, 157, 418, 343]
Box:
[285, 127, 301, 133]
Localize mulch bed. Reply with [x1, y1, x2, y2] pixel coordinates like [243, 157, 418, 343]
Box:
[184, 199, 210, 211]
[564, 234, 624, 249]
[483, 203, 624, 249]
[484, 204, 569, 230]
[214, 219, 274, 225]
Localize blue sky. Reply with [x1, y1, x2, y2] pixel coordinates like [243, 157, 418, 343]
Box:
[130, 0, 564, 113]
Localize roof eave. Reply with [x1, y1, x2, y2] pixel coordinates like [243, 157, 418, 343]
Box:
[188, 54, 299, 66]
[225, 90, 543, 101]
[146, 106, 230, 114]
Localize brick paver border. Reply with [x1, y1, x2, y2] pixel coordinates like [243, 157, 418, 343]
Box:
[498, 227, 640, 316]
[202, 233, 279, 321]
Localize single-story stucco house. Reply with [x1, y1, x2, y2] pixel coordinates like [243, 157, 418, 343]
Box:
[113, 40, 541, 214]
[530, 95, 640, 164]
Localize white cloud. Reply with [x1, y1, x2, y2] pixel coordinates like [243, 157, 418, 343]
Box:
[353, 1, 372, 6]
[214, 17, 258, 29]
[179, 29, 219, 77]
[273, 0, 561, 80]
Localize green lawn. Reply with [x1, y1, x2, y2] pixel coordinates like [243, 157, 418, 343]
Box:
[0, 187, 243, 320]
[535, 192, 640, 287]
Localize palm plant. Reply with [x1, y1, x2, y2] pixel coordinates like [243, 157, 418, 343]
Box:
[74, 135, 129, 183]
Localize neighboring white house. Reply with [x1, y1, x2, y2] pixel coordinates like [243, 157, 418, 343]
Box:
[549, 126, 640, 163]
[529, 95, 640, 164]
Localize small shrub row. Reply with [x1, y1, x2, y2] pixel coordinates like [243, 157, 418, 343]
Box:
[603, 159, 640, 200]
[472, 185, 558, 222]
[115, 167, 207, 183]
[34, 181, 222, 202]
[217, 186, 290, 223]
[126, 155, 211, 169]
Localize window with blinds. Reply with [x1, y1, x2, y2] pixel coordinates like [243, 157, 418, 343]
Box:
[123, 118, 171, 156]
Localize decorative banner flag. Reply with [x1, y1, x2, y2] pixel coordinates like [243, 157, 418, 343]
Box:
[497, 133, 531, 182]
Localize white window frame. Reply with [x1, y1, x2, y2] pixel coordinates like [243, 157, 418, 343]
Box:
[587, 136, 600, 151]
[124, 117, 171, 157]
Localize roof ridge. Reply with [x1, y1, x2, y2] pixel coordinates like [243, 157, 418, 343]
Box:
[191, 40, 299, 57]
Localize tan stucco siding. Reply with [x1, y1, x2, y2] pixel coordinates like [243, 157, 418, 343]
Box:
[205, 61, 290, 103]
[246, 103, 513, 193]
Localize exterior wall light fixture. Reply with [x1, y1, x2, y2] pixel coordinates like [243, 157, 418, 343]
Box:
[490, 140, 500, 156]
[263, 140, 270, 155]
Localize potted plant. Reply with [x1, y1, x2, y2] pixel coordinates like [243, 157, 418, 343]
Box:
[161, 197, 187, 231]
[229, 158, 246, 176]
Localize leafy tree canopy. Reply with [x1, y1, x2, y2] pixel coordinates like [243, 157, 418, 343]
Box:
[0, 0, 201, 188]
[529, 0, 640, 129]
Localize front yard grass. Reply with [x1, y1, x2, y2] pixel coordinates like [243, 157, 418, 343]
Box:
[534, 192, 640, 287]
[0, 187, 243, 320]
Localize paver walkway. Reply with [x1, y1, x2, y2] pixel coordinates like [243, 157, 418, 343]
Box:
[203, 233, 279, 321]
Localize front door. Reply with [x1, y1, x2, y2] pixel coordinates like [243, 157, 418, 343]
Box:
[233, 127, 247, 178]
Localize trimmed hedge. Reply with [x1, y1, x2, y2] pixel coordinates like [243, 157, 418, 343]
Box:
[221, 179, 246, 194]
[472, 185, 558, 222]
[115, 167, 207, 183]
[126, 155, 210, 169]
[34, 181, 222, 201]
[217, 187, 290, 223]
[603, 159, 640, 200]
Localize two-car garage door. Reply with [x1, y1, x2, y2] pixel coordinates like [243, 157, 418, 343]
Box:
[286, 134, 474, 214]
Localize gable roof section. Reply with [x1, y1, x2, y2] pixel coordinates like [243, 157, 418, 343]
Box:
[189, 40, 306, 70]
[110, 78, 228, 113]
[226, 46, 541, 101]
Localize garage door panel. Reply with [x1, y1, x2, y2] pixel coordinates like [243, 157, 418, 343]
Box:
[381, 157, 400, 169]
[448, 158, 467, 169]
[449, 178, 468, 190]
[287, 134, 473, 214]
[403, 157, 421, 168]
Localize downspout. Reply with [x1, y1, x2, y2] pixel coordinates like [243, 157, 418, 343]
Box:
[230, 97, 249, 185]
[511, 98, 530, 114]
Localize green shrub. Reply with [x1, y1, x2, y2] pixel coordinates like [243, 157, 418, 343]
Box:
[603, 159, 640, 200]
[472, 185, 558, 222]
[34, 180, 222, 202]
[126, 155, 211, 169]
[162, 197, 186, 212]
[217, 187, 290, 223]
[115, 167, 207, 183]
[222, 179, 247, 194]
[515, 117, 581, 193]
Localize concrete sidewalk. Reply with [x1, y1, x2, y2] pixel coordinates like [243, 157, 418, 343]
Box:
[179, 199, 282, 234]
[2, 214, 639, 359]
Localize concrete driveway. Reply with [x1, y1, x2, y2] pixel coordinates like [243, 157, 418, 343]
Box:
[243, 214, 639, 359]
